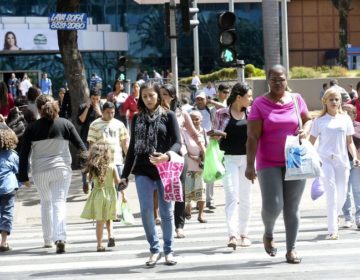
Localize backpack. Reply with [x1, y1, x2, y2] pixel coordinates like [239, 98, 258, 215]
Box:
[6, 107, 27, 138]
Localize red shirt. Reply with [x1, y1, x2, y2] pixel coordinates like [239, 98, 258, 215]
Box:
[347, 98, 360, 122]
[121, 94, 138, 124]
[0, 93, 15, 117]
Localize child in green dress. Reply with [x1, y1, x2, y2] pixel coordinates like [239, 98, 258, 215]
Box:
[81, 141, 120, 252]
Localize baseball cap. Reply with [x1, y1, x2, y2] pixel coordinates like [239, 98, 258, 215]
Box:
[195, 90, 206, 99]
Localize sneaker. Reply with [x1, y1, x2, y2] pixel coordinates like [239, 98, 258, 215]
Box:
[343, 220, 353, 228]
[55, 240, 65, 254]
[325, 234, 338, 240]
[206, 203, 216, 210]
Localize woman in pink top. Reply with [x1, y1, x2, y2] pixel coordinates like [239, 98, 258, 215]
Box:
[160, 84, 206, 238]
[245, 65, 312, 264]
[0, 82, 15, 118]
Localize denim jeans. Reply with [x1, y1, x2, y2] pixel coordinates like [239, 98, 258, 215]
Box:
[135, 175, 174, 255]
[0, 190, 16, 235]
[342, 166, 360, 222]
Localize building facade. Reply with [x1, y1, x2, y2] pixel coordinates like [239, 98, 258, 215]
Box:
[288, 0, 360, 67]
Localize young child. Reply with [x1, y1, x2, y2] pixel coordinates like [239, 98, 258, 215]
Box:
[0, 120, 19, 252]
[310, 88, 360, 240]
[80, 140, 121, 252]
[183, 110, 208, 223]
[341, 104, 360, 229]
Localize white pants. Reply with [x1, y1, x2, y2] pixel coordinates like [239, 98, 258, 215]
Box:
[33, 167, 72, 244]
[321, 157, 350, 235]
[223, 155, 252, 237]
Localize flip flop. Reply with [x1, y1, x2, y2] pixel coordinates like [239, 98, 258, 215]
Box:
[165, 254, 177, 266]
[146, 252, 162, 267]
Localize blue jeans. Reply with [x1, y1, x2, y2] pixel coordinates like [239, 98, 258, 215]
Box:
[342, 166, 360, 222]
[135, 175, 174, 255]
[0, 190, 16, 235]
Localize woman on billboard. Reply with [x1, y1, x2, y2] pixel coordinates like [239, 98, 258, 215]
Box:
[3, 31, 21, 51]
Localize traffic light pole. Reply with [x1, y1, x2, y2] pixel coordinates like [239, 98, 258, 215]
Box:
[193, 0, 200, 75]
[236, 59, 245, 83]
[169, 0, 179, 96]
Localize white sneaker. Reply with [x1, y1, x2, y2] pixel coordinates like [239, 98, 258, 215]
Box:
[343, 220, 353, 228]
[325, 234, 339, 240]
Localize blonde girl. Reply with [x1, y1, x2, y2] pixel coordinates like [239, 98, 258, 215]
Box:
[81, 141, 121, 252]
[310, 88, 360, 240]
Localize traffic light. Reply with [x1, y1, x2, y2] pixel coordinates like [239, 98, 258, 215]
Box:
[218, 11, 237, 66]
[117, 56, 126, 81]
[180, 0, 199, 33]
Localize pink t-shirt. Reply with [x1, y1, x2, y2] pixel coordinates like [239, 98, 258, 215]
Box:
[248, 94, 308, 170]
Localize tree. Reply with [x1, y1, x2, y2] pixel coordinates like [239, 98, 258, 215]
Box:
[262, 0, 281, 74]
[57, 0, 89, 168]
[332, 0, 352, 68]
[57, 0, 89, 126]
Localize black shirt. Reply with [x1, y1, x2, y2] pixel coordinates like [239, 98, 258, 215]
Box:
[122, 111, 181, 180]
[220, 111, 248, 155]
[77, 103, 100, 143]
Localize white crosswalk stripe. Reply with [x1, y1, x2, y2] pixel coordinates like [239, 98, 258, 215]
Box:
[1, 205, 360, 280]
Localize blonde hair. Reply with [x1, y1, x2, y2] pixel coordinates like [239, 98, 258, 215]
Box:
[85, 140, 112, 184]
[319, 87, 344, 117]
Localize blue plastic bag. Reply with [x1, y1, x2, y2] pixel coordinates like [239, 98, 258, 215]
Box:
[311, 177, 324, 200]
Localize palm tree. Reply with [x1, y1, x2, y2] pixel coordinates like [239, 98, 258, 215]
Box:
[331, 0, 352, 68]
[262, 0, 281, 74]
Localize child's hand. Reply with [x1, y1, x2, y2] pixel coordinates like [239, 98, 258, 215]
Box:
[354, 159, 360, 167]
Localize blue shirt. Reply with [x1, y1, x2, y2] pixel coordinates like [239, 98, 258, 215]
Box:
[0, 150, 19, 195]
[40, 78, 52, 94]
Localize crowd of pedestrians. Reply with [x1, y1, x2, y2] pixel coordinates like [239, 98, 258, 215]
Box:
[0, 65, 359, 269]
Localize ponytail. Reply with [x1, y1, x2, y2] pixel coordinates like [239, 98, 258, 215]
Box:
[36, 95, 59, 120]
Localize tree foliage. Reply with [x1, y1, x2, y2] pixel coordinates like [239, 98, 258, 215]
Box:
[331, 0, 352, 68]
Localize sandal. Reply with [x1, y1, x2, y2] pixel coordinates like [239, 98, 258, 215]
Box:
[263, 234, 277, 257]
[197, 217, 207, 223]
[165, 253, 177, 266]
[239, 236, 252, 247]
[107, 237, 115, 247]
[0, 243, 11, 252]
[285, 251, 302, 264]
[97, 246, 105, 252]
[145, 252, 162, 267]
[227, 236, 237, 250]
[175, 228, 185, 238]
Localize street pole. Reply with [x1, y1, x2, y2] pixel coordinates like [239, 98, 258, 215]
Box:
[236, 60, 245, 82]
[193, 0, 200, 75]
[169, 0, 179, 95]
[229, 0, 244, 83]
[229, 0, 234, 12]
[281, 0, 289, 73]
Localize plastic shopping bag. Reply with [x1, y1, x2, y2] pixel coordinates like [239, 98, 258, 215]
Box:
[203, 139, 225, 183]
[117, 201, 135, 226]
[284, 135, 321, 181]
[311, 177, 324, 201]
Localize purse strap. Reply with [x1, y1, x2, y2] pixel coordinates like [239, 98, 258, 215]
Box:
[291, 94, 302, 130]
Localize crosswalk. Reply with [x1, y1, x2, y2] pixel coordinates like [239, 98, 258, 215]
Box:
[1, 202, 360, 280]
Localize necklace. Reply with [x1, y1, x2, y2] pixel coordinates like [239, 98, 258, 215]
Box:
[267, 92, 285, 104]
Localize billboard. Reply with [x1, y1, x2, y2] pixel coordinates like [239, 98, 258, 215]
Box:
[49, 13, 87, 30]
[0, 29, 128, 52]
